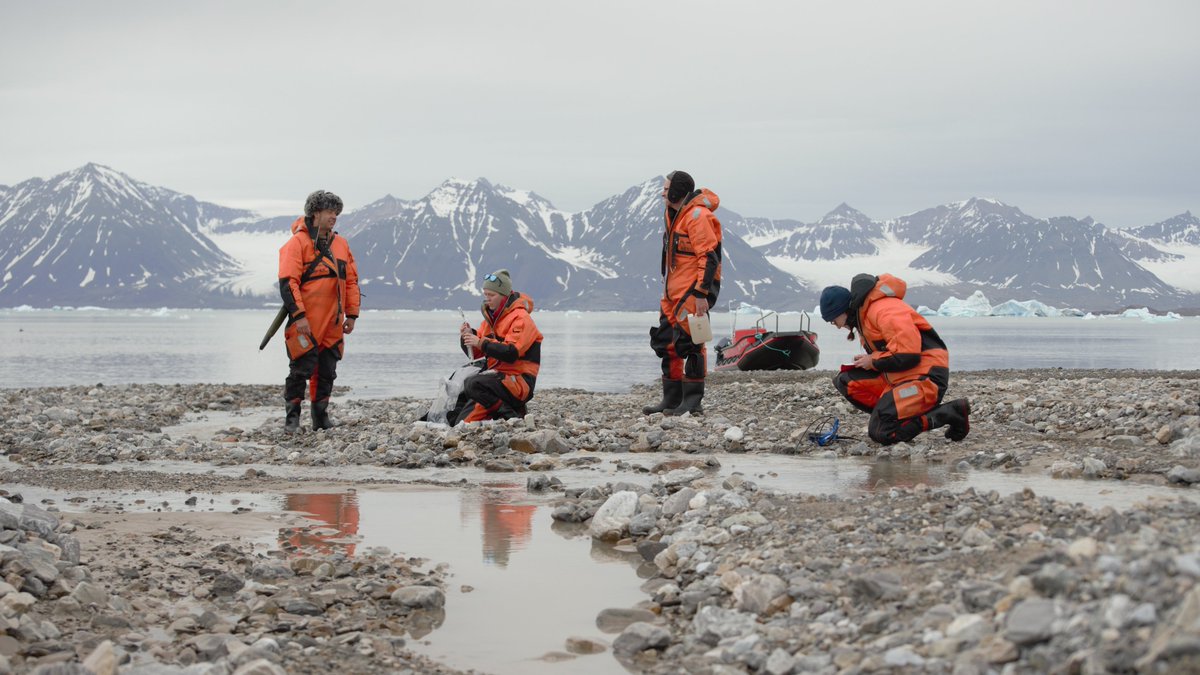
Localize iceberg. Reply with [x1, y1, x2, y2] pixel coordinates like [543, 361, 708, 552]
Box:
[989, 299, 1062, 317]
[931, 293, 1080, 318]
[732, 302, 767, 315]
[1119, 307, 1182, 323]
[936, 291, 992, 317]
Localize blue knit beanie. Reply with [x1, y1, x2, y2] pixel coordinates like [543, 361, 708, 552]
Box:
[820, 286, 852, 322]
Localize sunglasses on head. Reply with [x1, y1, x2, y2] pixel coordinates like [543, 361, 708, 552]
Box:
[482, 273, 499, 283]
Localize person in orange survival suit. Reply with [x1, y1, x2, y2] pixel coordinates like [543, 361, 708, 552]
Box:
[643, 170, 722, 416]
[822, 273, 970, 445]
[457, 269, 543, 423]
[279, 190, 360, 432]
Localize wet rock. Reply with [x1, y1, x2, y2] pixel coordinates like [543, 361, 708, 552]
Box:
[589, 491, 638, 540]
[565, 636, 607, 654]
[509, 430, 571, 455]
[612, 622, 670, 656]
[390, 586, 445, 609]
[637, 540, 668, 562]
[596, 608, 657, 634]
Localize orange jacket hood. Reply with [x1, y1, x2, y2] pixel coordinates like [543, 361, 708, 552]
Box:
[679, 188, 720, 215]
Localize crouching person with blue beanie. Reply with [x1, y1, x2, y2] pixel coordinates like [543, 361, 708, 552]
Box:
[821, 273, 970, 445]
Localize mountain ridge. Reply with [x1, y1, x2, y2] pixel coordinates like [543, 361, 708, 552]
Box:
[1, 164, 1196, 311]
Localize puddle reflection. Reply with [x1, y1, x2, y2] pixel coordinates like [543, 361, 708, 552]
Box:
[275, 485, 644, 675]
[280, 492, 361, 556]
[862, 459, 942, 491]
[474, 483, 536, 567]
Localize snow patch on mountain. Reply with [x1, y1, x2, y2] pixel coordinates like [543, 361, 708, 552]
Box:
[767, 233, 959, 290]
[1136, 243, 1200, 292]
[205, 230, 290, 296]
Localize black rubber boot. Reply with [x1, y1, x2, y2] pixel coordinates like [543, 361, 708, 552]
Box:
[665, 380, 704, 416]
[311, 400, 335, 431]
[928, 399, 970, 441]
[642, 379, 683, 415]
[284, 401, 302, 433]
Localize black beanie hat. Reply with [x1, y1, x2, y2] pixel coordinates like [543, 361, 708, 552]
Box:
[666, 170, 695, 203]
[820, 286, 852, 322]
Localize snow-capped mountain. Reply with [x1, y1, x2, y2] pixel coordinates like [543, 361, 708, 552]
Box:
[728, 215, 805, 248]
[760, 203, 884, 260]
[0, 164, 256, 307]
[756, 197, 1192, 310]
[337, 179, 603, 309]
[903, 205, 1180, 308]
[1128, 211, 1200, 246]
[2, 164, 1195, 311]
[334, 177, 813, 310]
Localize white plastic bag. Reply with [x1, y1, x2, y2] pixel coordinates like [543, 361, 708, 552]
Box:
[425, 360, 483, 425]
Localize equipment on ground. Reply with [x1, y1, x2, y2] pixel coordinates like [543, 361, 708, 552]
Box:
[805, 416, 854, 446]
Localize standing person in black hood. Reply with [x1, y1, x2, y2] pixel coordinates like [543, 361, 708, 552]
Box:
[643, 170, 723, 416]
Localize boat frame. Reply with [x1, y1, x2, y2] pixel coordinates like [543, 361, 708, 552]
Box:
[714, 310, 821, 371]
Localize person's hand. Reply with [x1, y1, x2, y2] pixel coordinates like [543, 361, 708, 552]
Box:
[342, 317, 355, 334]
[460, 321, 472, 335]
[852, 353, 875, 370]
[463, 332, 482, 349]
[294, 317, 313, 341]
[694, 297, 709, 316]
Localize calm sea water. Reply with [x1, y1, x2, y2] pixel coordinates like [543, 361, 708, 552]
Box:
[2, 309, 1197, 399]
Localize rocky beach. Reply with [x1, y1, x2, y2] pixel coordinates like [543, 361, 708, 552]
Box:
[1, 369, 1198, 674]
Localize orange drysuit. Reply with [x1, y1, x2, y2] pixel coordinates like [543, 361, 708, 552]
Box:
[279, 217, 360, 358]
[651, 189, 722, 381]
[834, 273, 951, 443]
[279, 217, 360, 405]
[459, 292, 543, 422]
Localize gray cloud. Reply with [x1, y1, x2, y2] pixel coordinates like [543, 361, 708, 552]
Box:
[1, 0, 1197, 226]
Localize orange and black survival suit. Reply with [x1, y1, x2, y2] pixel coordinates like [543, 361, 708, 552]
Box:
[645, 171, 722, 416]
[279, 191, 360, 431]
[828, 273, 969, 445]
[459, 292, 543, 423]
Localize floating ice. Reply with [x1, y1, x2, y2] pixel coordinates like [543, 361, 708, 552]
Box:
[731, 302, 767, 315]
[936, 291, 992, 317]
[990, 299, 1062, 317]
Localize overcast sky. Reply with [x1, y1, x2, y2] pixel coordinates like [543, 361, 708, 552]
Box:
[2, 0, 1197, 227]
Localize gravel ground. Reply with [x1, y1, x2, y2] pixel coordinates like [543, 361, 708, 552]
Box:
[0, 369, 1197, 673]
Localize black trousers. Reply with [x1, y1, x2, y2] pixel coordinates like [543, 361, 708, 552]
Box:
[649, 313, 706, 381]
[284, 347, 340, 403]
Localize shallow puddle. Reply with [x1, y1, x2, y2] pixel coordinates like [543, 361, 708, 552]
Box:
[317, 484, 646, 674]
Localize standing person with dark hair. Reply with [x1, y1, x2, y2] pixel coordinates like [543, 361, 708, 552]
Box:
[821, 273, 970, 445]
[458, 269, 543, 423]
[279, 190, 360, 432]
[643, 170, 722, 416]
